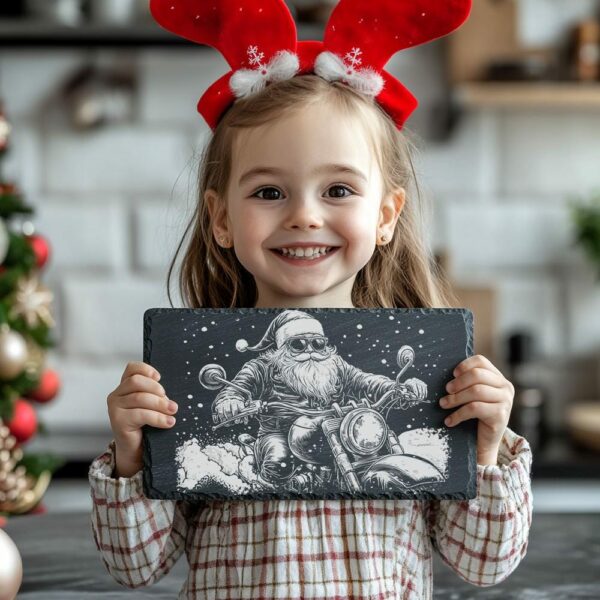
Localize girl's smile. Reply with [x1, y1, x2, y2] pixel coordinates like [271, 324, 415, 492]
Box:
[269, 244, 341, 265]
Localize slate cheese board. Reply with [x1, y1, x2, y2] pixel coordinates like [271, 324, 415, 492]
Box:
[142, 307, 476, 502]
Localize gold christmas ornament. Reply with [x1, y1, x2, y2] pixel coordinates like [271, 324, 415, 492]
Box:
[0, 423, 50, 516]
[0, 325, 28, 381]
[10, 275, 55, 329]
[24, 337, 46, 378]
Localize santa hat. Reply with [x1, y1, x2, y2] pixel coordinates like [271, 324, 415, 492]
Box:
[236, 310, 324, 352]
[149, 0, 472, 131]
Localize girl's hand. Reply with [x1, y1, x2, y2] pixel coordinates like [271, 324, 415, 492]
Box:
[439, 354, 514, 466]
[107, 361, 178, 477]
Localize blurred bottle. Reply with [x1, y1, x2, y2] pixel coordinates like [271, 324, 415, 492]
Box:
[571, 18, 600, 81]
[506, 331, 549, 453]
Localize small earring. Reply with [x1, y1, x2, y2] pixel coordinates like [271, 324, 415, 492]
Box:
[379, 233, 388, 244]
[218, 235, 229, 246]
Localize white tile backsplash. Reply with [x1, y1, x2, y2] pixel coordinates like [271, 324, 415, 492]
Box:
[445, 203, 578, 271]
[0, 51, 83, 119]
[138, 49, 228, 127]
[40, 354, 125, 429]
[44, 127, 192, 194]
[499, 111, 600, 196]
[133, 200, 194, 271]
[34, 199, 129, 272]
[61, 276, 170, 358]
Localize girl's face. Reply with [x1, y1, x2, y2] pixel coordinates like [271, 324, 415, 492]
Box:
[206, 101, 405, 308]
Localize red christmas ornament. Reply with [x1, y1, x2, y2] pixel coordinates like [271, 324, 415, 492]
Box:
[28, 369, 61, 404]
[26, 234, 51, 269]
[150, 0, 472, 131]
[7, 399, 38, 444]
[0, 516, 6, 528]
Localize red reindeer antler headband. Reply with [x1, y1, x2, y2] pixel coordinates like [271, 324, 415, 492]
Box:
[149, 0, 472, 131]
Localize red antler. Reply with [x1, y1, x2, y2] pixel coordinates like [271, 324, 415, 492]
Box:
[149, 0, 298, 68]
[322, 0, 472, 69]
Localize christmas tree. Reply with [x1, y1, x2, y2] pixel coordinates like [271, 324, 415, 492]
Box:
[0, 102, 63, 520]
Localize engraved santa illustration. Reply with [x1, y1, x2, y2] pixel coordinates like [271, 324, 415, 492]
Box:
[211, 310, 428, 489]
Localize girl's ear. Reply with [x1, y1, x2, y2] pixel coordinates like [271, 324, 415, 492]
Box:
[377, 188, 405, 243]
[205, 189, 232, 247]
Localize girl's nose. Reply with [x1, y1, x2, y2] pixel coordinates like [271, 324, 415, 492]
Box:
[283, 196, 324, 230]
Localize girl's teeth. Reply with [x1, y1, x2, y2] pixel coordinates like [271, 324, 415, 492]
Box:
[280, 247, 331, 260]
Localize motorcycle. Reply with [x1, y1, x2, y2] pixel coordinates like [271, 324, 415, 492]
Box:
[199, 345, 447, 495]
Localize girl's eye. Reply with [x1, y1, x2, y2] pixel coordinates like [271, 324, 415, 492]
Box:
[327, 185, 355, 198]
[253, 187, 282, 201]
[252, 185, 355, 201]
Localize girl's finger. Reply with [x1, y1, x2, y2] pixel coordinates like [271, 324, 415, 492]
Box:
[124, 408, 176, 430]
[119, 373, 166, 398]
[121, 361, 160, 384]
[119, 392, 177, 415]
[453, 354, 503, 378]
[440, 384, 504, 409]
[446, 367, 505, 395]
[444, 401, 500, 428]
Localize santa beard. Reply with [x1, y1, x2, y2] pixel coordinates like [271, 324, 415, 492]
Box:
[273, 346, 339, 404]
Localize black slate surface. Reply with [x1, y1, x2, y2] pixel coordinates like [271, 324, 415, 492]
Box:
[5, 511, 600, 599]
[142, 308, 476, 503]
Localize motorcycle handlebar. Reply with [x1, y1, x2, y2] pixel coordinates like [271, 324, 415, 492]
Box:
[212, 384, 424, 429]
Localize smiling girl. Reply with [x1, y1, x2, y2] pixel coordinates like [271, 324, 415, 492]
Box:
[88, 1, 532, 598]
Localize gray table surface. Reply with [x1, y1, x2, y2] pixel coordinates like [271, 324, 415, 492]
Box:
[5, 511, 600, 599]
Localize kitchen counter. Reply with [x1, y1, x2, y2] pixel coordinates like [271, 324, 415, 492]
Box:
[5, 511, 600, 598]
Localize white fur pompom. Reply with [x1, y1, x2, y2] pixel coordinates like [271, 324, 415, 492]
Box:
[230, 69, 266, 99]
[314, 51, 347, 81]
[315, 51, 384, 97]
[230, 50, 299, 99]
[266, 50, 300, 83]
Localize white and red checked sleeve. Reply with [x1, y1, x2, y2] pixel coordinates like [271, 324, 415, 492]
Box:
[427, 427, 533, 587]
[88, 440, 193, 589]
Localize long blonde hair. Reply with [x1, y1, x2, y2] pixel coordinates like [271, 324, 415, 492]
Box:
[167, 75, 456, 309]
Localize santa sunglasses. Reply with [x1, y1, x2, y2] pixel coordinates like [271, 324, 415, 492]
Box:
[285, 335, 329, 354]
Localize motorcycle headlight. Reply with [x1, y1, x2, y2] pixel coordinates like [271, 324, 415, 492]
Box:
[340, 409, 387, 456]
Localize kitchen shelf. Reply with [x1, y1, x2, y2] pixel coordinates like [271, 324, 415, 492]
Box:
[0, 19, 324, 47]
[455, 81, 600, 109]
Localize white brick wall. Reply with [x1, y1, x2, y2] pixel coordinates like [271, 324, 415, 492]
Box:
[44, 126, 192, 194]
[499, 112, 600, 196]
[133, 199, 194, 272]
[1, 45, 599, 436]
[138, 49, 229, 127]
[61, 276, 170, 358]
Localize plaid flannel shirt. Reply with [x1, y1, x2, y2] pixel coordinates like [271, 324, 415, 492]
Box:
[89, 427, 532, 599]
